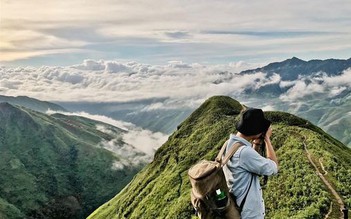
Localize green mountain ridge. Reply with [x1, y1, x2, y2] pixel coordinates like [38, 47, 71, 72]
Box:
[88, 96, 351, 219]
[0, 103, 147, 219]
[0, 95, 67, 113]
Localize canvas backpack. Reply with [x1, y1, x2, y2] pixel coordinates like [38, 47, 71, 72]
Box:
[188, 141, 243, 219]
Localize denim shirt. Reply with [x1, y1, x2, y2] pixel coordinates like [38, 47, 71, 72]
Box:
[223, 134, 278, 219]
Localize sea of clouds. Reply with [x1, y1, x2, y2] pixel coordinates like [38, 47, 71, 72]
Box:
[2, 59, 350, 106]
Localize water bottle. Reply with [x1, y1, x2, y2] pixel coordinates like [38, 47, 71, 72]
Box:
[214, 189, 228, 208]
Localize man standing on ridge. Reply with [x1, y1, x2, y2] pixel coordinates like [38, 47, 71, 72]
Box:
[223, 108, 278, 219]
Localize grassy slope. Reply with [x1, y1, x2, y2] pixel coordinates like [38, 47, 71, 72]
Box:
[0, 103, 143, 219]
[88, 96, 351, 219]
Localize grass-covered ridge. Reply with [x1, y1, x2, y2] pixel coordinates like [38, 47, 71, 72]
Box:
[0, 103, 146, 219]
[88, 96, 351, 219]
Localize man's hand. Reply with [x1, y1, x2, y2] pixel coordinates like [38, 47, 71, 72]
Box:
[265, 126, 272, 140]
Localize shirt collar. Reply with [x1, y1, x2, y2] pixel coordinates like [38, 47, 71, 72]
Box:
[229, 134, 252, 146]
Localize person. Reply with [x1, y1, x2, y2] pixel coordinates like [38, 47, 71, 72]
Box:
[223, 107, 278, 219]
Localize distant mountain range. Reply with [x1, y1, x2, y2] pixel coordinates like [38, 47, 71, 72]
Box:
[241, 57, 351, 80]
[0, 103, 148, 219]
[88, 96, 351, 218]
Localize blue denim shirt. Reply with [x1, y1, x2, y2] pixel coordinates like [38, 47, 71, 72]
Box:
[223, 134, 278, 219]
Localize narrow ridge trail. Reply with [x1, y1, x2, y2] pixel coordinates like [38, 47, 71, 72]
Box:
[302, 136, 345, 219]
[324, 202, 333, 219]
[319, 158, 328, 175]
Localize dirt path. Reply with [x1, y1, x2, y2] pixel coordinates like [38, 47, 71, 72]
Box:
[303, 137, 345, 219]
[324, 202, 333, 219]
[319, 158, 328, 175]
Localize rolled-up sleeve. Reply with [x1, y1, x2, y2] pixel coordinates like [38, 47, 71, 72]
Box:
[239, 147, 278, 176]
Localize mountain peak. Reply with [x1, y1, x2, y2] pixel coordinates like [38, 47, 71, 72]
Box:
[175, 96, 242, 132]
[197, 96, 242, 115]
[267, 56, 306, 69]
[285, 57, 306, 64]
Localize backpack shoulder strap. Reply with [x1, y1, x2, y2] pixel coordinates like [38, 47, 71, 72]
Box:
[221, 142, 243, 167]
[215, 140, 228, 162]
[215, 140, 243, 166]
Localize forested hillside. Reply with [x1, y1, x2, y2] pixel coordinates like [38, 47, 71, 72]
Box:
[0, 103, 147, 219]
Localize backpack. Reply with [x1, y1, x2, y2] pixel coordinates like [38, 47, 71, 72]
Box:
[188, 141, 243, 219]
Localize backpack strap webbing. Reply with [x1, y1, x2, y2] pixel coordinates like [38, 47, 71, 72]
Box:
[215, 141, 228, 162]
[215, 141, 243, 167]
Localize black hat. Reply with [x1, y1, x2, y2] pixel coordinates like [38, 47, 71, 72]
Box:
[236, 108, 271, 136]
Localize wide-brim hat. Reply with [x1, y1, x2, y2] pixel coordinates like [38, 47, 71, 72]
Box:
[236, 108, 271, 136]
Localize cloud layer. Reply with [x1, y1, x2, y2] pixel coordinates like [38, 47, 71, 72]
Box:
[1, 59, 350, 107]
[279, 71, 351, 101]
[0, 60, 258, 104]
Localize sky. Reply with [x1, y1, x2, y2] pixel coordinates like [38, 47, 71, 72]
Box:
[1, 0, 351, 67]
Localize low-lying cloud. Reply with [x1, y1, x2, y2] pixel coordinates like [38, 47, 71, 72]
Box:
[0, 60, 258, 104]
[46, 110, 168, 157]
[1, 60, 351, 107]
[280, 70, 351, 101]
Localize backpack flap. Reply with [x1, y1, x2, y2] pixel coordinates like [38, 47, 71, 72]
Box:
[188, 160, 222, 199]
